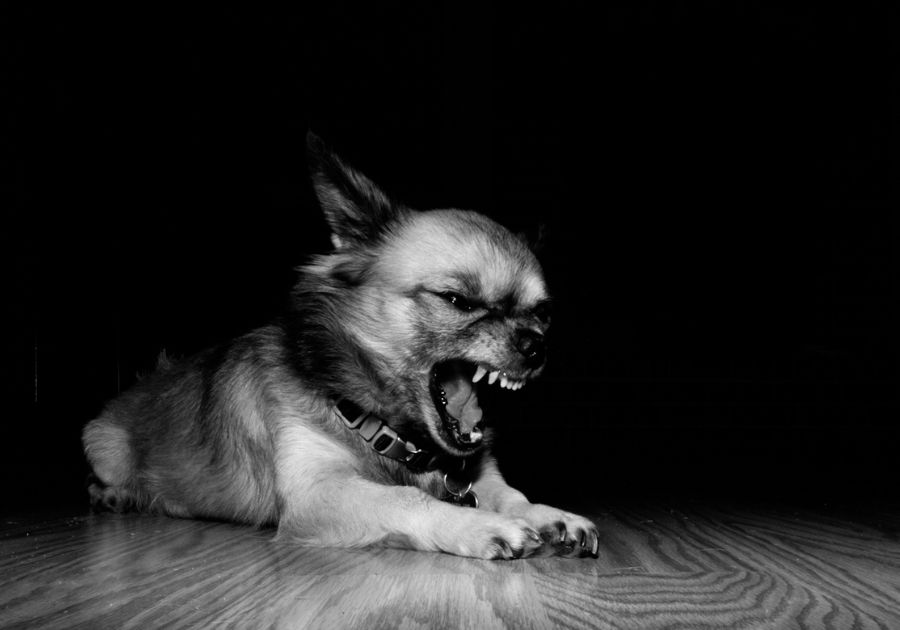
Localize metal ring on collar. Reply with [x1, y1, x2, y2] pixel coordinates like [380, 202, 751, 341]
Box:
[442, 473, 473, 498]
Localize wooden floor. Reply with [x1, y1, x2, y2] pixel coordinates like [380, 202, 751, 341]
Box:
[1, 502, 898, 629]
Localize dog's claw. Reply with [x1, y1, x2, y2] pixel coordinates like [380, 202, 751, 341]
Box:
[520, 506, 600, 559]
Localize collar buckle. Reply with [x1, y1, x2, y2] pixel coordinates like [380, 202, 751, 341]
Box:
[335, 399, 440, 471]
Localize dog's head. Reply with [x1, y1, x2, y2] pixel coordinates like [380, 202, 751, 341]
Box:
[296, 133, 551, 458]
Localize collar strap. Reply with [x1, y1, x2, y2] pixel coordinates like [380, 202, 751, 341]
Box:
[335, 399, 441, 472]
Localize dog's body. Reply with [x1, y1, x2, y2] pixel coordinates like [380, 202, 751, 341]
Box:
[82, 134, 599, 560]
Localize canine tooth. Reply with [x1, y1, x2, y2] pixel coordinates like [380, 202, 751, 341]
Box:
[488, 371, 499, 385]
[472, 365, 487, 383]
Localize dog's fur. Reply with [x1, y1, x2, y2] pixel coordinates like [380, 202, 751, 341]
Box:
[82, 133, 599, 560]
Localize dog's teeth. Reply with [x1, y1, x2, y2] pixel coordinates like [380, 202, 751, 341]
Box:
[500, 375, 508, 389]
[472, 365, 487, 383]
[488, 371, 499, 385]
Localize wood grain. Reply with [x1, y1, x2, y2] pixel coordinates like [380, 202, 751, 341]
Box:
[1, 503, 898, 629]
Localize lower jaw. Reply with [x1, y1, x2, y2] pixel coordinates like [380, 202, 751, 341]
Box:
[429, 366, 484, 456]
[442, 418, 483, 449]
[429, 384, 485, 453]
[432, 401, 485, 453]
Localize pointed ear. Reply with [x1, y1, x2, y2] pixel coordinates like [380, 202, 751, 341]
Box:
[516, 222, 547, 254]
[306, 131, 406, 249]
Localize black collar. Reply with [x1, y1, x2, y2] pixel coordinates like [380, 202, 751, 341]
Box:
[334, 399, 445, 472]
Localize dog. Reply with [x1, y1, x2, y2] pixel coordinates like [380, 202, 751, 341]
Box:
[82, 133, 599, 560]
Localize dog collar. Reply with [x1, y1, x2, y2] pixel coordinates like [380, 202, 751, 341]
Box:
[334, 399, 442, 472]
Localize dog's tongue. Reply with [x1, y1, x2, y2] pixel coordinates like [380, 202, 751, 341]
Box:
[440, 365, 483, 431]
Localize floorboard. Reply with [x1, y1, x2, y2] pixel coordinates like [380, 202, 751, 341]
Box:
[1, 502, 898, 629]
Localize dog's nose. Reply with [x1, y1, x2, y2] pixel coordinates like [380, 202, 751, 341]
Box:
[515, 330, 546, 369]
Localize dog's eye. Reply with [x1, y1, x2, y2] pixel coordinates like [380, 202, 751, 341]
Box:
[441, 292, 477, 313]
[534, 300, 552, 324]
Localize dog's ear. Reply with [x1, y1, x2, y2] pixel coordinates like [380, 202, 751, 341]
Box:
[307, 131, 405, 249]
[516, 222, 548, 255]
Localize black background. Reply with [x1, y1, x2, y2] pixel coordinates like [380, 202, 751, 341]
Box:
[4, 4, 895, 513]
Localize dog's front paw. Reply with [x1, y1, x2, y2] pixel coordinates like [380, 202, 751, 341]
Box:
[447, 512, 543, 560]
[515, 504, 600, 558]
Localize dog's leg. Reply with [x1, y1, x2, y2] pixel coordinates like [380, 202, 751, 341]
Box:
[472, 456, 600, 558]
[274, 425, 542, 559]
[82, 419, 139, 513]
[279, 476, 546, 559]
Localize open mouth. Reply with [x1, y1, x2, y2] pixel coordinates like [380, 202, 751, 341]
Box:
[430, 360, 528, 450]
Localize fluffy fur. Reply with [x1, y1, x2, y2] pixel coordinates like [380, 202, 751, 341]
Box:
[82, 133, 599, 560]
